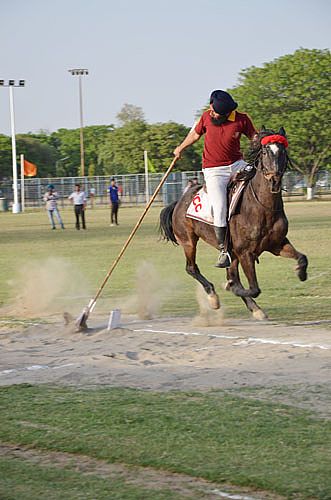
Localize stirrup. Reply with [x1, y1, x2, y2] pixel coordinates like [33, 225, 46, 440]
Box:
[215, 249, 231, 268]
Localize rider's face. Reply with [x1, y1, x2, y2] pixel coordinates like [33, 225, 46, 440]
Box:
[209, 105, 228, 125]
[209, 105, 221, 119]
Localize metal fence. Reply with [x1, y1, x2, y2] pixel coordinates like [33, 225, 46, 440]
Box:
[0, 170, 330, 209]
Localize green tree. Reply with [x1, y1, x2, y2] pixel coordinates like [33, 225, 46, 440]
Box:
[0, 135, 13, 179]
[16, 135, 58, 177]
[116, 103, 145, 126]
[229, 48, 331, 194]
[143, 122, 200, 172]
[51, 125, 112, 176]
[50, 128, 80, 176]
[98, 121, 201, 175]
[98, 120, 148, 174]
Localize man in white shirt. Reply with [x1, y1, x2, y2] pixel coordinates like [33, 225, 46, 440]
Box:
[68, 184, 87, 230]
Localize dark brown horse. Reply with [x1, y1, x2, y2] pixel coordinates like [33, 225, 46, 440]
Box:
[160, 128, 308, 320]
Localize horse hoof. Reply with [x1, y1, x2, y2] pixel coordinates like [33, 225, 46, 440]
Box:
[296, 256, 308, 281]
[252, 309, 268, 321]
[295, 265, 307, 281]
[224, 280, 233, 291]
[208, 293, 220, 310]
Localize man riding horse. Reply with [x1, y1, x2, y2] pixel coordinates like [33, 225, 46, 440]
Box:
[173, 90, 257, 268]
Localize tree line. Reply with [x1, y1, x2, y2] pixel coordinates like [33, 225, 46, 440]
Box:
[0, 48, 330, 185]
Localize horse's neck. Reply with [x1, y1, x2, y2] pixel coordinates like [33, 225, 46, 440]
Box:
[250, 170, 282, 211]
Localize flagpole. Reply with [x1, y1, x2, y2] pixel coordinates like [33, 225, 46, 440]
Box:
[9, 86, 20, 213]
[20, 154, 25, 212]
[144, 150, 149, 203]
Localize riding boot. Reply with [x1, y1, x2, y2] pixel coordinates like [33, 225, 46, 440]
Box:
[214, 226, 231, 268]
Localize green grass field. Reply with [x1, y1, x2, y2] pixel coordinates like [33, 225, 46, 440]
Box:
[0, 385, 330, 499]
[0, 201, 331, 499]
[0, 200, 330, 322]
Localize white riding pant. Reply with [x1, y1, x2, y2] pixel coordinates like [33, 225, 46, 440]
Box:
[203, 159, 247, 227]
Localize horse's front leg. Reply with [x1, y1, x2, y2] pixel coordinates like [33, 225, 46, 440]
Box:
[183, 243, 220, 310]
[272, 238, 308, 281]
[226, 258, 266, 319]
[235, 252, 261, 298]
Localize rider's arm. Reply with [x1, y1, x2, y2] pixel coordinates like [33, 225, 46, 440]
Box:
[173, 130, 201, 159]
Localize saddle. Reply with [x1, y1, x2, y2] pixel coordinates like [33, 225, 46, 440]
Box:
[227, 166, 256, 217]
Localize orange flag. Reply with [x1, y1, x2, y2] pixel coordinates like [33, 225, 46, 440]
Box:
[24, 159, 37, 177]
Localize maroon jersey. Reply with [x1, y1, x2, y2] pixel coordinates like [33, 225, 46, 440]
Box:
[195, 110, 257, 168]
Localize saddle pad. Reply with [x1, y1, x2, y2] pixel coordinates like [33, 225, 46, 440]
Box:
[186, 181, 246, 225]
[228, 180, 246, 218]
[186, 188, 214, 225]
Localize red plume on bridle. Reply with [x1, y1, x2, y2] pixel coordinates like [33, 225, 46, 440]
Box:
[261, 135, 289, 148]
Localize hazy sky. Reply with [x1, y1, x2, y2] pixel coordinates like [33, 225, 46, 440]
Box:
[0, 0, 330, 135]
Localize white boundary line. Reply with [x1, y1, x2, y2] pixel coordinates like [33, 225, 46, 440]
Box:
[206, 490, 258, 500]
[0, 363, 76, 376]
[132, 328, 330, 350]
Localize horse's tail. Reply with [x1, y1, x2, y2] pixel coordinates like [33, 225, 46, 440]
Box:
[159, 201, 178, 245]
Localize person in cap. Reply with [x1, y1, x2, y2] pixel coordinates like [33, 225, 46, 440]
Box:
[173, 90, 257, 268]
[108, 177, 120, 226]
[43, 184, 65, 230]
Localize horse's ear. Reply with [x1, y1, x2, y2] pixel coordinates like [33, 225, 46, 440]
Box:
[278, 127, 286, 137]
[261, 125, 266, 131]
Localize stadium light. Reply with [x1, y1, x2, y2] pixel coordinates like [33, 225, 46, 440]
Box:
[68, 68, 88, 176]
[0, 79, 26, 213]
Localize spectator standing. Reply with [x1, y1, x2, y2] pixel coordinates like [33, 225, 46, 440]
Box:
[108, 178, 120, 226]
[43, 184, 65, 230]
[68, 184, 87, 230]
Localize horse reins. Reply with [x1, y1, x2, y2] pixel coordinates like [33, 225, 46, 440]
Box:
[248, 180, 283, 213]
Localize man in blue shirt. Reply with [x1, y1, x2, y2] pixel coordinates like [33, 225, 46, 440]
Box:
[108, 178, 120, 226]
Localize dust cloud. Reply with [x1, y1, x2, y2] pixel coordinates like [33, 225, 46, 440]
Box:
[119, 261, 173, 320]
[3, 257, 90, 318]
[192, 285, 225, 327]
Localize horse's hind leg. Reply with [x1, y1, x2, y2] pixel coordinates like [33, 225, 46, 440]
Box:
[226, 258, 267, 320]
[183, 241, 220, 310]
[272, 238, 308, 281]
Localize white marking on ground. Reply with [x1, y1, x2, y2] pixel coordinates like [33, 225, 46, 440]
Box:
[0, 320, 41, 326]
[133, 328, 239, 340]
[0, 363, 75, 376]
[207, 490, 258, 500]
[132, 329, 330, 350]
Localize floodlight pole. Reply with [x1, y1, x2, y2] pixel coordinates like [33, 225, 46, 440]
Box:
[9, 85, 20, 213]
[78, 75, 85, 177]
[68, 69, 88, 177]
[0, 79, 25, 213]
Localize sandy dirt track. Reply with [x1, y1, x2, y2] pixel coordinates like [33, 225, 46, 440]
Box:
[1, 315, 330, 415]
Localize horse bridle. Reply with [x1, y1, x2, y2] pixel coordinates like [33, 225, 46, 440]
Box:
[254, 134, 289, 191]
[260, 144, 288, 177]
[248, 135, 289, 208]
